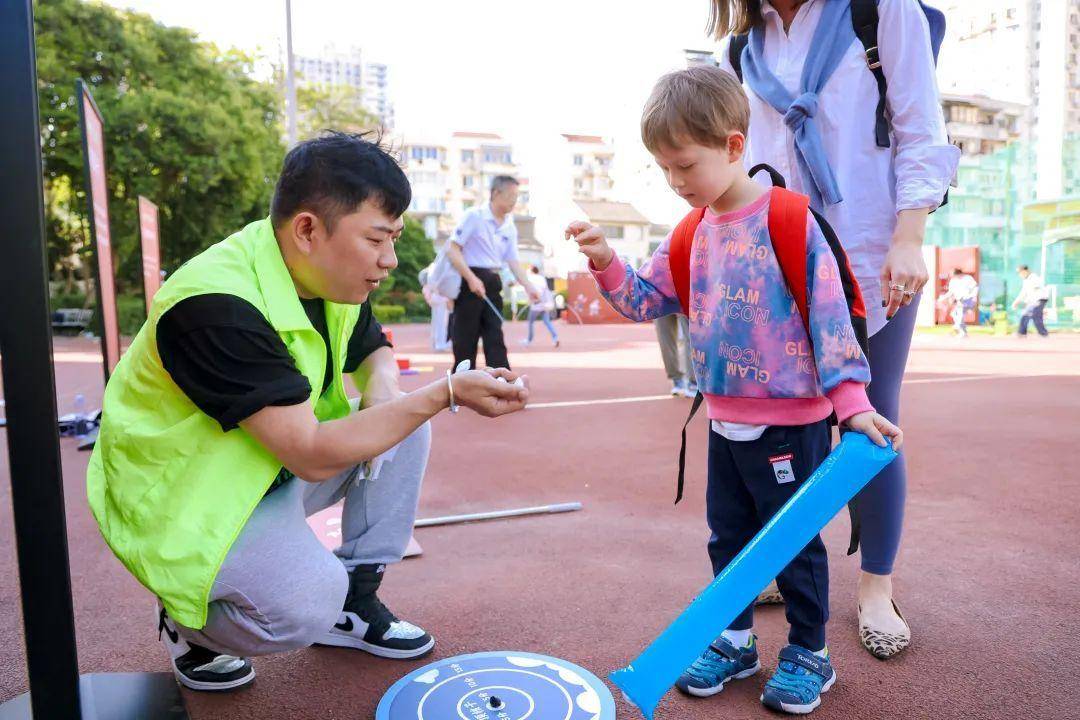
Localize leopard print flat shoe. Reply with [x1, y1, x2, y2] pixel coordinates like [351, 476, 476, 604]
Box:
[858, 600, 911, 659]
[755, 579, 784, 606]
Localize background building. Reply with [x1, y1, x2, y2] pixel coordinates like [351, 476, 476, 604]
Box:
[939, 0, 1080, 198]
[395, 131, 530, 240]
[447, 132, 528, 218]
[942, 94, 1026, 157]
[574, 200, 652, 268]
[562, 134, 615, 200]
[294, 45, 395, 129]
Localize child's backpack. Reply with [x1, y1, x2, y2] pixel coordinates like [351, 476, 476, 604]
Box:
[727, 0, 945, 150]
[667, 164, 869, 507]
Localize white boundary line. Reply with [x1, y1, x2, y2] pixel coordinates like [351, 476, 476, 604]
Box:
[528, 374, 1033, 410]
[529, 394, 673, 409]
[904, 373, 1021, 385]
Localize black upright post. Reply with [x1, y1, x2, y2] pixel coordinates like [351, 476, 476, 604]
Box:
[0, 1, 83, 717]
[0, 2, 186, 718]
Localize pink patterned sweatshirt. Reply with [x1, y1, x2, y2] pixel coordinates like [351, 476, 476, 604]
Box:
[591, 191, 873, 426]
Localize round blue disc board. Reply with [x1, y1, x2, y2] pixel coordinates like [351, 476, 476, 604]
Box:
[375, 651, 616, 720]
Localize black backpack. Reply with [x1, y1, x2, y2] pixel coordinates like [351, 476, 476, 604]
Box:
[728, 0, 946, 150]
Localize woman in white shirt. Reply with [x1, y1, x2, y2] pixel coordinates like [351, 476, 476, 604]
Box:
[710, 0, 959, 659]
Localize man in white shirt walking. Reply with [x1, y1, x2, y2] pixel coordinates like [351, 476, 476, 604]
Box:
[1012, 265, 1051, 337]
[447, 176, 538, 369]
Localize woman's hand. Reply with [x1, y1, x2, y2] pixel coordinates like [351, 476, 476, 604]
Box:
[881, 208, 931, 319]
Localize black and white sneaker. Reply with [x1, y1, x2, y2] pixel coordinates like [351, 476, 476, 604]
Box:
[158, 606, 255, 691]
[315, 564, 434, 659]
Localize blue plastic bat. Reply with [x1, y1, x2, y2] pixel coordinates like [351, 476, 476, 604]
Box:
[610, 432, 897, 719]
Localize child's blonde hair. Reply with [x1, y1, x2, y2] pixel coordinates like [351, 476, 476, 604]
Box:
[641, 65, 750, 154]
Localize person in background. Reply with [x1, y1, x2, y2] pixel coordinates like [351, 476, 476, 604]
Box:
[941, 268, 978, 337]
[1013, 265, 1051, 337]
[521, 265, 559, 347]
[421, 281, 453, 351]
[655, 314, 697, 398]
[420, 262, 453, 352]
[446, 176, 539, 369]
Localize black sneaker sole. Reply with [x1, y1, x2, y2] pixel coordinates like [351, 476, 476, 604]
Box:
[316, 632, 435, 659]
[171, 663, 256, 692]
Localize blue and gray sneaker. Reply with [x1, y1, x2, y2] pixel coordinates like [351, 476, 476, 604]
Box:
[675, 635, 760, 697]
[760, 644, 836, 714]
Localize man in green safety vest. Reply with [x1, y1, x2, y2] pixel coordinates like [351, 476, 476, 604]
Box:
[87, 133, 530, 691]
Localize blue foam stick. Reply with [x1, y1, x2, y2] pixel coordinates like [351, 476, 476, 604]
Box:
[609, 432, 897, 719]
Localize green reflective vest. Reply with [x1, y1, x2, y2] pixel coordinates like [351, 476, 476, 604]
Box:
[88, 218, 358, 629]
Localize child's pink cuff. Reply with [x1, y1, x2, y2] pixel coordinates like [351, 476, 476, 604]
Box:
[826, 381, 874, 424]
[590, 255, 628, 293]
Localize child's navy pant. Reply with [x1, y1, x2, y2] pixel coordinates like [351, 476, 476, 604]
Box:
[706, 421, 831, 651]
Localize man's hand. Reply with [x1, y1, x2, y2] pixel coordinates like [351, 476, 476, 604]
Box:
[846, 411, 903, 450]
[451, 368, 529, 417]
[467, 274, 487, 297]
[565, 221, 614, 271]
[241, 363, 530, 483]
[526, 287, 541, 304]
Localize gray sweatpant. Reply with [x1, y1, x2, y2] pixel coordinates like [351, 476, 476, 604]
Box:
[174, 423, 431, 657]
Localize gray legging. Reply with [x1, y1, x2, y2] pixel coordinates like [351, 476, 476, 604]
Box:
[856, 298, 919, 575]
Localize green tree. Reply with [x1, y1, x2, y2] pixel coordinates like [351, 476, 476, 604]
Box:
[296, 83, 379, 140]
[35, 0, 285, 291]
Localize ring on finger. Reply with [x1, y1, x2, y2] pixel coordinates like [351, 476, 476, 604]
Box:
[889, 283, 905, 292]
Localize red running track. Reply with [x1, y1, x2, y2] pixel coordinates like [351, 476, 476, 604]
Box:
[2, 323, 1079, 719]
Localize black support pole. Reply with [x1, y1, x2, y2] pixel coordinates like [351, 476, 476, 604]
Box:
[0, 1, 84, 717]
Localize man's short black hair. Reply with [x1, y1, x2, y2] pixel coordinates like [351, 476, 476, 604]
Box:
[490, 175, 519, 199]
[271, 131, 411, 230]
[1018, 264, 1030, 272]
[953, 268, 964, 275]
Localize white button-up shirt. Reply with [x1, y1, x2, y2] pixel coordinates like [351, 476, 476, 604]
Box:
[1017, 273, 1050, 305]
[720, 0, 960, 335]
[451, 204, 519, 269]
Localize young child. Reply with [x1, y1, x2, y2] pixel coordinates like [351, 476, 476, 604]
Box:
[566, 66, 903, 715]
[522, 265, 560, 347]
[940, 268, 978, 337]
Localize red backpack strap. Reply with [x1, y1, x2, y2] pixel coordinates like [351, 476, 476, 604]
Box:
[668, 207, 706, 315]
[768, 186, 811, 330]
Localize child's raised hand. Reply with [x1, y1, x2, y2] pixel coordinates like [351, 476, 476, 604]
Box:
[565, 221, 615, 271]
[845, 411, 903, 451]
